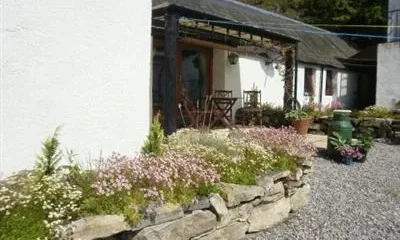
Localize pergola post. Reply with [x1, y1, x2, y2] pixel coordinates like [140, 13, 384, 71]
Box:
[284, 47, 295, 108]
[163, 12, 179, 135]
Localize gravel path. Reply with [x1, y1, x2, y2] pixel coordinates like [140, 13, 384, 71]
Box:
[246, 142, 400, 240]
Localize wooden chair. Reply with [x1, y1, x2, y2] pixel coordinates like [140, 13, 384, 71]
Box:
[214, 90, 233, 98]
[180, 92, 213, 129]
[213, 90, 233, 122]
[242, 90, 263, 126]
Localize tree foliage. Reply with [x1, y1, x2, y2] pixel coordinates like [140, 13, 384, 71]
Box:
[240, 0, 388, 47]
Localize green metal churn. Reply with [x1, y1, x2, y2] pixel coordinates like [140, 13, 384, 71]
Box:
[327, 110, 353, 156]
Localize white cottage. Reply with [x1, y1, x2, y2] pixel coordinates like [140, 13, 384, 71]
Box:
[152, 0, 360, 131]
[1, 0, 153, 175]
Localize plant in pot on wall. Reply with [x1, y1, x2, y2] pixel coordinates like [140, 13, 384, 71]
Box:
[285, 109, 311, 135]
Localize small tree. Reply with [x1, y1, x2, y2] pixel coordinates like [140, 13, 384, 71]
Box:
[35, 126, 63, 180]
[141, 114, 164, 156]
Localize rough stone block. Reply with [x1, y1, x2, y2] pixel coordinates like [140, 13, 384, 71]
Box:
[209, 194, 229, 221]
[133, 210, 217, 240]
[248, 198, 290, 233]
[265, 170, 291, 181]
[183, 196, 211, 212]
[140, 202, 184, 226]
[290, 184, 311, 212]
[288, 168, 303, 181]
[197, 222, 249, 240]
[69, 215, 130, 240]
[262, 181, 284, 203]
[218, 183, 265, 207]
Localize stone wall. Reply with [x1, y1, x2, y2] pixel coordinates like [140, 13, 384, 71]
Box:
[66, 163, 313, 240]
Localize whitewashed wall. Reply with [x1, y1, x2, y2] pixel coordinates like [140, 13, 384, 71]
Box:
[213, 50, 285, 115]
[376, 42, 400, 108]
[296, 64, 358, 109]
[1, 0, 152, 175]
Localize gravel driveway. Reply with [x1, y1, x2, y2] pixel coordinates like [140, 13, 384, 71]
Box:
[246, 142, 400, 240]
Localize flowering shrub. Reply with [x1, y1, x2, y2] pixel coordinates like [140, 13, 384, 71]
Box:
[328, 100, 345, 110]
[339, 146, 364, 159]
[247, 127, 316, 161]
[92, 152, 220, 202]
[0, 169, 82, 239]
[168, 130, 279, 185]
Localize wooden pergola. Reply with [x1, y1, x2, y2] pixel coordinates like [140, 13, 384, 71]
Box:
[152, 3, 299, 134]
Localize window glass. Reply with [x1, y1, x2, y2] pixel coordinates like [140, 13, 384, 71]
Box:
[304, 68, 315, 96]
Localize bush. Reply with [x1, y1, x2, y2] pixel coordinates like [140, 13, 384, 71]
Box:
[141, 114, 165, 156]
[247, 127, 316, 161]
[0, 169, 82, 239]
[167, 130, 280, 185]
[356, 105, 393, 119]
[91, 152, 220, 204]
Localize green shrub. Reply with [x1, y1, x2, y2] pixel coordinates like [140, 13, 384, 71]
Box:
[356, 105, 393, 119]
[35, 126, 63, 180]
[270, 155, 298, 171]
[168, 130, 279, 185]
[80, 190, 147, 225]
[142, 114, 165, 156]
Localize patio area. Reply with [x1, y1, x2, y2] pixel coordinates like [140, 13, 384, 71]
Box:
[246, 140, 400, 240]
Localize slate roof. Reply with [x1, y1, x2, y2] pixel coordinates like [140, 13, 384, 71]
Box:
[153, 0, 358, 69]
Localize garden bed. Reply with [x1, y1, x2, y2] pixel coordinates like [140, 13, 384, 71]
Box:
[0, 124, 316, 240]
[68, 166, 313, 240]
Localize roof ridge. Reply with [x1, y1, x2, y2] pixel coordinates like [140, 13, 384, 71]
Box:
[220, 0, 330, 33]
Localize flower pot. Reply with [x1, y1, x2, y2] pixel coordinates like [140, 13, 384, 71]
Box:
[341, 157, 353, 165]
[291, 118, 312, 135]
[356, 149, 368, 163]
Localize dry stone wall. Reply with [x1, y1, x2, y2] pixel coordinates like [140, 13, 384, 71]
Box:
[66, 162, 313, 240]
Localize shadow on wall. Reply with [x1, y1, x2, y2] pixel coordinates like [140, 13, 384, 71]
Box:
[226, 58, 242, 115]
[260, 59, 276, 89]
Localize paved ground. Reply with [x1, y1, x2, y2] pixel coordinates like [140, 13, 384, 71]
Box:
[306, 134, 328, 149]
[246, 137, 400, 240]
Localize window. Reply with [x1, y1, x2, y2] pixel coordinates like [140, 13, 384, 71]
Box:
[304, 68, 315, 96]
[340, 73, 348, 96]
[325, 70, 336, 96]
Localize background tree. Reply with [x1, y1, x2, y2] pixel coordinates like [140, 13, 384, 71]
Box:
[240, 0, 388, 48]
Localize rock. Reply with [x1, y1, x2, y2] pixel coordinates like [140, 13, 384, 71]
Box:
[247, 198, 290, 233]
[284, 180, 304, 190]
[183, 196, 211, 212]
[303, 166, 314, 175]
[224, 203, 254, 224]
[209, 194, 229, 220]
[197, 222, 249, 240]
[286, 188, 297, 197]
[218, 183, 265, 207]
[290, 184, 311, 212]
[138, 202, 184, 227]
[252, 197, 262, 206]
[262, 181, 284, 203]
[133, 210, 217, 240]
[69, 215, 130, 240]
[301, 160, 313, 168]
[255, 174, 274, 190]
[288, 168, 303, 181]
[265, 170, 291, 181]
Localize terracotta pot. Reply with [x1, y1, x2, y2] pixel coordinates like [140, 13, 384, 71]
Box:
[291, 118, 311, 135]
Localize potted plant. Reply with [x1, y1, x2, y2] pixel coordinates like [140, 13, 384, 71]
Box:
[338, 145, 364, 165]
[328, 131, 353, 161]
[355, 132, 373, 162]
[285, 109, 311, 135]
